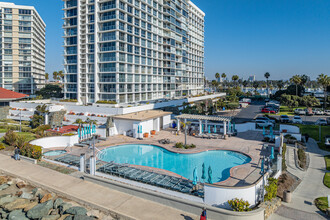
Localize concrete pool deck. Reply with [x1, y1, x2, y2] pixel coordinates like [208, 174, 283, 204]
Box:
[48, 130, 267, 187]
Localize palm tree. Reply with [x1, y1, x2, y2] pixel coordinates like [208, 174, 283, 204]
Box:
[221, 73, 226, 81]
[317, 74, 330, 109]
[290, 75, 302, 96]
[232, 75, 239, 87]
[277, 80, 284, 90]
[45, 73, 49, 82]
[58, 70, 64, 82]
[264, 72, 270, 97]
[253, 81, 259, 95]
[215, 72, 220, 82]
[53, 71, 58, 81]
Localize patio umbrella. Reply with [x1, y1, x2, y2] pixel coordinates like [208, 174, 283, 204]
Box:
[77, 128, 80, 139]
[263, 126, 266, 136]
[270, 126, 274, 139]
[202, 124, 204, 133]
[213, 125, 217, 133]
[92, 124, 96, 134]
[228, 121, 231, 133]
[270, 146, 274, 160]
[260, 158, 265, 174]
[208, 125, 211, 134]
[139, 125, 143, 133]
[193, 167, 198, 185]
[201, 163, 206, 182]
[207, 166, 213, 184]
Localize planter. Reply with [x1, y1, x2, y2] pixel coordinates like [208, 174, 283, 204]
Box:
[144, 133, 149, 138]
[283, 191, 291, 203]
[150, 130, 156, 135]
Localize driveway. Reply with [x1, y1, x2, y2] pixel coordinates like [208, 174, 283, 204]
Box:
[232, 101, 265, 123]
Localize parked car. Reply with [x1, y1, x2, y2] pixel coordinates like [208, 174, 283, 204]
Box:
[327, 118, 330, 125]
[255, 119, 274, 127]
[315, 118, 327, 126]
[324, 110, 330, 116]
[261, 107, 277, 114]
[280, 115, 290, 123]
[325, 136, 330, 147]
[292, 116, 303, 124]
[294, 108, 305, 115]
[255, 117, 276, 124]
[314, 109, 324, 115]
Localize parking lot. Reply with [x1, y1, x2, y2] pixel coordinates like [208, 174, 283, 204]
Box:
[232, 101, 329, 125]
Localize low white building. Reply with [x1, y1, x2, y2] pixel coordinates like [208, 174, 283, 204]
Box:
[111, 110, 172, 138]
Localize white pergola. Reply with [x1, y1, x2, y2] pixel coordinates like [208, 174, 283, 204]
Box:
[175, 114, 232, 135]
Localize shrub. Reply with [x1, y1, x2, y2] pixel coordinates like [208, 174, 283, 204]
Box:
[4, 130, 18, 146]
[20, 144, 42, 160]
[16, 135, 28, 149]
[60, 99, 77, 102]
[175, 142, 184, 148]
[282, 143, 287, 171]
[298, 148, 306, 168]
[62, 133, 75, 136]
[228, 198, 251, 212]
[0, 143, 5, 150]
[265, 178, 278, 201]
[96, 100, 117, 104]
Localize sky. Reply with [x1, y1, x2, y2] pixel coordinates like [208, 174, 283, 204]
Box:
[2, 0, 330, 81]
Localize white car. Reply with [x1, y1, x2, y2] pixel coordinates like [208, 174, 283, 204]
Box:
[324, 110, 330, 116]
[255, 119, 274, 127]
[294, 108, 305, 115]
[325, 136, 330, 147]
[314, 109, 324, 115]
[315, 118, 327, 126]
[292, 116, 303, 124]
[255, 117, 275, 124]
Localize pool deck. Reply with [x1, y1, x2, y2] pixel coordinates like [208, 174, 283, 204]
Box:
[48, 130, 267, 187]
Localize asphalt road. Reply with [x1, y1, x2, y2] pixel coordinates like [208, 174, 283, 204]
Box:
[232, 101, 329, 124]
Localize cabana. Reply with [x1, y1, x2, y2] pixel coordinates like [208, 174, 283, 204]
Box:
[175, 114, 232, 136]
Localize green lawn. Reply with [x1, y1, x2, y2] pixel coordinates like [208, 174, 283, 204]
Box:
[324, 155, 330, 188]
[294, 124, 330, 152]
[315, 197, 329, 213]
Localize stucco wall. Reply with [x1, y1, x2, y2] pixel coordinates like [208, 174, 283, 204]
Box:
[163, 115, 171, 129]
[280, 124, 300, 134]
[204, 174, 268, 209]
[30, 135, 79, 149]
[235, 123, 256, 133]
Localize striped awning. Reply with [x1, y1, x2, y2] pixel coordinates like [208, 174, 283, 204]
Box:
[176, 114, 231, 122]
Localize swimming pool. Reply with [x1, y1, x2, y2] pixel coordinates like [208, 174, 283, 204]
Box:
[98, 144, 251, 183]
[43, 150, 67, 157]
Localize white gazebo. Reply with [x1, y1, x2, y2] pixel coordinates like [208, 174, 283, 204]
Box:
[175, 114, 232, 136]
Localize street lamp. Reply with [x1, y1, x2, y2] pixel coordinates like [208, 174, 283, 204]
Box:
[19, 109, 22, 133]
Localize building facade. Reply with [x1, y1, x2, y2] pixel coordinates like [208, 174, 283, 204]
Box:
[63, 0, 205, 104]
[0, 2, 46, 95]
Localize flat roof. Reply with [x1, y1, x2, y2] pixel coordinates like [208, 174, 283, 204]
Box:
[112, 110, 172, 122]
[176, 114, 231, 122]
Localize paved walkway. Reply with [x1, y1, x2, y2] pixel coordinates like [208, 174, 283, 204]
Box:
[0, 153, 198, 220]
[270, 139, 329, 220]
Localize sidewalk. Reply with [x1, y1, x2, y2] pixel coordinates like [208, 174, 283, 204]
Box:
[271, 139, 329, 220]
[0, 153, 198, 220]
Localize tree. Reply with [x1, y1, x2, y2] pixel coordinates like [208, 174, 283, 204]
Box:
[45, 73, 49, 82]
[221, 73, 226, 81]
[215, 72, 220, 81]
[277, 80, 285, 90]
[300, 75, 309, 87]
[290, 75, 302, 96]
[317, 73, 330, 109]
[253, 81, 259, 95]
[264, 72, 270, 97]
[58, 70, 64, 81]
[281, 94, 299, 110]
[53, 71, 58, 81]
[232, 75, 239, 87]
[36, 84, 63, 99]
[242, 80, 248, 89]
[30, 114, 44, 129]
[300, 96, 320, 108]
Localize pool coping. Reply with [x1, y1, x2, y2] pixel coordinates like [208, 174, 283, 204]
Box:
[97, 143, 255, 185]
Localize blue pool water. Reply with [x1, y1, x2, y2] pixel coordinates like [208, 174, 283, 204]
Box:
[99, 144, 251, 183]
[43, 150, 66, 157]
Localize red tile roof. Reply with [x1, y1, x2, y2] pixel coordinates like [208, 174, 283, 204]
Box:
[47, 125, 79, 134]
[0, 87, 29, 100]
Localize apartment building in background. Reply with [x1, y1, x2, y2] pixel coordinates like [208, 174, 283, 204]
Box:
[63, 0, 205, 104]
[0, 2, 46, 95]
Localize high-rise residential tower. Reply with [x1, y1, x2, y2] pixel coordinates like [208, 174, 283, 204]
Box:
[0, 2, 46, 95]
[63, 0, 204, 104]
